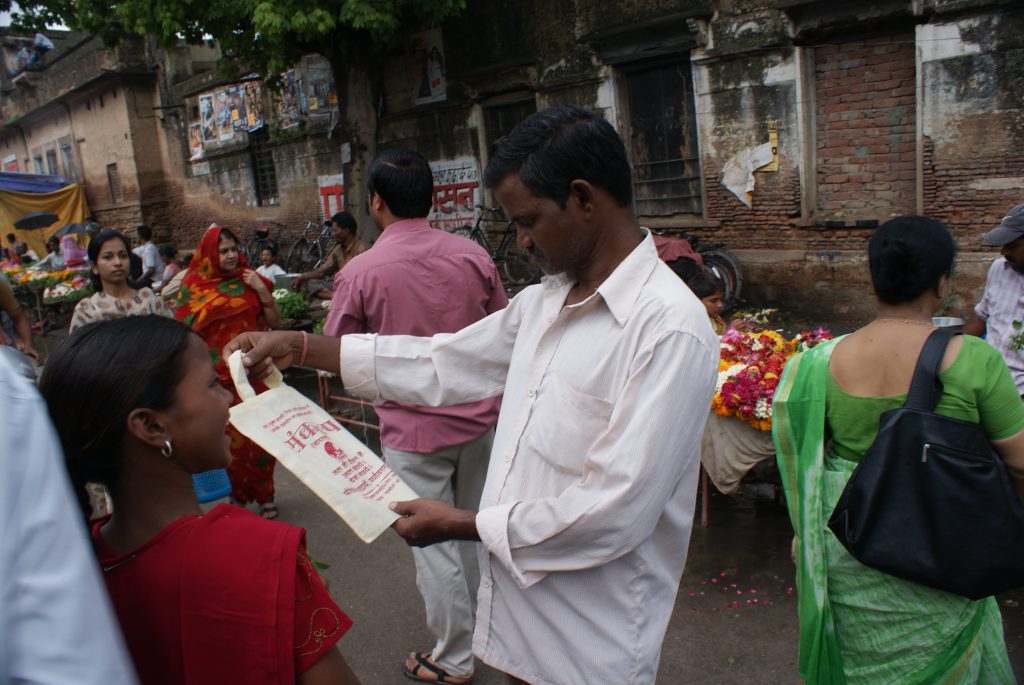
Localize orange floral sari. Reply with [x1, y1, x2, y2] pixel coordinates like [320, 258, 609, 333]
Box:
[175, 225, 277, 504]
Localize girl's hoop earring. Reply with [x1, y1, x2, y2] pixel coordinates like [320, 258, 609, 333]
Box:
[161, 440, 174, 458]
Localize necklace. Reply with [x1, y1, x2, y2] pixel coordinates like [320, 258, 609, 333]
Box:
[874, 317, 934, 327]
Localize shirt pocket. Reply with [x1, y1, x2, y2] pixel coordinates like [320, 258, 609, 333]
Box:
[525, 372, 613, 477]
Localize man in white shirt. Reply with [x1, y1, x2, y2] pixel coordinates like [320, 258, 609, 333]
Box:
[132, 224, 161, 287]
[965, 203, 1024, 397]
[0, 351, 138, 684]
[226, 106, 718, 684]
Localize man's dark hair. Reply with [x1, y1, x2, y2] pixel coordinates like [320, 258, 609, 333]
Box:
[868, 216, 955, 305]
[366, 148, 434, 219]
[136, 224, 152, 241]
[483, 105, 633, 208]
[5, 233, 14, 242]
[331, 211, 358, 235]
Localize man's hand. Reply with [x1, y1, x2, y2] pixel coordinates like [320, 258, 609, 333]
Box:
[15, 340, 41, 364]
[224, 331, 302, 379]
[290, 273, 307, 291]
[390, 499, 480, 547]
[224, 330, 343, 377]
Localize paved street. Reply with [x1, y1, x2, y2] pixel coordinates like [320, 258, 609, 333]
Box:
[254, 375, 1024, 684]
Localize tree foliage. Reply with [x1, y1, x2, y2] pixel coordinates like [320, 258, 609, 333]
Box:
[3, 0, 465, 77]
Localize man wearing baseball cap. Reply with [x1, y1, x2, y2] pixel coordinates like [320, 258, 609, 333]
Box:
[965, 203, 1024, 397]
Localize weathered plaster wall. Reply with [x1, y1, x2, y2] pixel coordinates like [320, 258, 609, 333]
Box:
[919, 10, 1024, 238]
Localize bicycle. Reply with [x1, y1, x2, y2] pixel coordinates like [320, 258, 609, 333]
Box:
[240, 220, 286, 265]
[671, 232, 743, 312]
[286, 219, 335, 274]
[450, 206, 542, 287]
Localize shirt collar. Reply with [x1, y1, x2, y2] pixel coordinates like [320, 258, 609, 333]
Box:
[378, 218, 432, 240]
[597, 230, 659, 326]
[540, 229, 658, 326]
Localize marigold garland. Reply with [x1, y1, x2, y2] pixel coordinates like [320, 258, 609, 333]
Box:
[713, 326, 832, 431]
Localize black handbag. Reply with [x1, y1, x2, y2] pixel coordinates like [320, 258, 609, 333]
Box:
[827, 328, 1024, 600]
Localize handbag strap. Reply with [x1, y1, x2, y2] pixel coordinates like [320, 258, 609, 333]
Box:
[904, 328, 955, 411]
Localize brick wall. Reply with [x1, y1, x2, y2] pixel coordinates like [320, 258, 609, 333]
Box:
[700, 159, 803, 250]
[813, 34, 916, 221]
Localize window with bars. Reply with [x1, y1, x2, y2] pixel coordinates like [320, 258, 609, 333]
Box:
[484, 99, 536, 155]
[45, 148, 58, 176]
[249, 128, 279, 206]
[621, 62, 702, 216]
[107, 163, 122, 204]
[60, 143, 76, 181]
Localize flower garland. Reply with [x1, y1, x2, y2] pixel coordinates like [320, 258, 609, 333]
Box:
[44, 274, 94, 303]
[712, 326, 832, 431]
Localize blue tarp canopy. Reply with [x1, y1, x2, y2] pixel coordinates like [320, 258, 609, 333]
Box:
[0, 172, 70, 193]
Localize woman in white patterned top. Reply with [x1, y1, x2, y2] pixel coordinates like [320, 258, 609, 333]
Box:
[70, 229, 172, 333]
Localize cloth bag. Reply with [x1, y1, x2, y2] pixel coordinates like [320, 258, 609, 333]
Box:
[828, 329, 1024, 599]
[227, 350, 417, 542]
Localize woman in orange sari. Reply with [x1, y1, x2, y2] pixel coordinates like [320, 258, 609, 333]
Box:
[175, 224, 284, 518]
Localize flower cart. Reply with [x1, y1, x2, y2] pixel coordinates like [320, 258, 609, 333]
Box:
[699, 318, 832, 526]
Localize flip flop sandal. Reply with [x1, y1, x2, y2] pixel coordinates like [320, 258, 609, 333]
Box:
[402, 651, 472, 684]
[260, 502, 279, 520]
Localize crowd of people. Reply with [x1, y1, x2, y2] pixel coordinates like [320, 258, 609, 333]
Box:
[1, 105, 1023, 685]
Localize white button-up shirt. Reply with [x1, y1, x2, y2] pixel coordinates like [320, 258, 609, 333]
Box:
[975, 257, 1024, 394]
[0, 355, 138, 685]
[343, 233, 718, 684]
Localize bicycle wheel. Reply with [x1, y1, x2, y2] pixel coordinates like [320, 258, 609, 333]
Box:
[501, 246, 542, 286]
[286, 238, 320, 274]
[700, 248, 743, 311]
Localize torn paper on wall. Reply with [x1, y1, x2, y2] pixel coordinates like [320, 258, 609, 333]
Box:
[720, 143, 775, 208]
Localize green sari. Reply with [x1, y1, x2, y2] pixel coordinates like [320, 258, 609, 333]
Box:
[772, 340, 1015, 685]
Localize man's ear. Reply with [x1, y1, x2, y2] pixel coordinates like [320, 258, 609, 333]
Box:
[568, 180, 595, 213]
[125, 407, 169, 451]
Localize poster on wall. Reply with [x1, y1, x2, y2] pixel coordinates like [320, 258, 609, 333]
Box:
[243, 80, 264, 130]
[2, 154, 18, 172]
[411, 29, 446, 106]
[226, 86, 248, 133]
[427, 159, 479, 232]
[276, 70, 301, 129]
[304, 56, 337, 116]
[317, 174, 345, 219]
[188, 124, 205, 162]
[213, 88, 236, 141]
[199, 93, 217, 143]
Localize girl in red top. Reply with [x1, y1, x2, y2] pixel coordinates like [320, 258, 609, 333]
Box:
[39, 315, 360, 685]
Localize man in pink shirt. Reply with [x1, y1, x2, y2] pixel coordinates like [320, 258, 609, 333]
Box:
[324, 148, 507, 684]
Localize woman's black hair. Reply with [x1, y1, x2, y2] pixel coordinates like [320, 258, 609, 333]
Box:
[483, 105, 633, 208]
[685, 268, 725, 300]
[218, 226, 241, 246]
[159, 245, 177, 259]
[868, 216, 955, 305]
[87, 229, 132, 293]
[38, 315, 194, 521]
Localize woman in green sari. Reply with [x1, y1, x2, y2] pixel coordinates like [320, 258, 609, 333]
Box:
[773, 216, 1024, 684]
